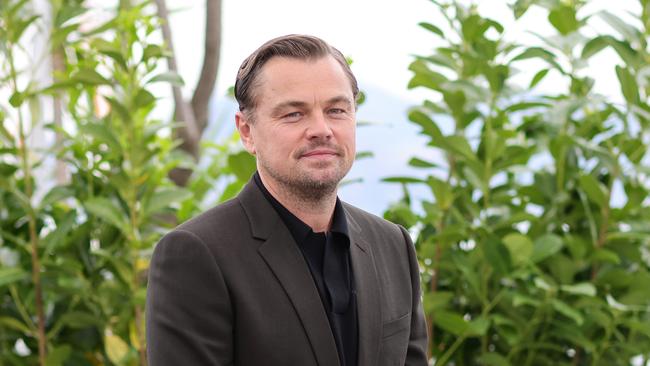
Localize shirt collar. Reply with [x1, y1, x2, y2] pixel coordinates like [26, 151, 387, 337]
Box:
[253, 171, 350, 244]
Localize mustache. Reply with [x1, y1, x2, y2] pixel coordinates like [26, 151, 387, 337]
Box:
[294, 143, 344, 158]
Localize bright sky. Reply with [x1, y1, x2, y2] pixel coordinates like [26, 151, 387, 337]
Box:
[168, 0, 637, 103]
[168, 0, 434, 103]
[161, 0, 639, 214]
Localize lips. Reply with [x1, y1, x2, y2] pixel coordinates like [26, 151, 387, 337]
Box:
[296, 143, 343, 159]
[301, 149, 339, 158]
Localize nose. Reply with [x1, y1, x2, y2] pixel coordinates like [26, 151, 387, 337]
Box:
[306, 111, 333, 140]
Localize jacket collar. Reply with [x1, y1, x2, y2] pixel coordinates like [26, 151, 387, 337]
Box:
[237, 179, 381, 366]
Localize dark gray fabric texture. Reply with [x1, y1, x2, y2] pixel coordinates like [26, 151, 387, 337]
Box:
[146, 178, 429, 366]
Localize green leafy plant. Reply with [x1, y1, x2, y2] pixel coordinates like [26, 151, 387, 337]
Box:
[0, 1, 247, 364]
[385, 1, 650, 365]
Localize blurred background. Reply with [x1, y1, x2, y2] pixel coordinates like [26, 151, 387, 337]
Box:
[1, 0, 649, 365]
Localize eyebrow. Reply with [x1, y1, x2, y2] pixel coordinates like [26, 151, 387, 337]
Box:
[270, 95, 354, 116]
[270, 101, 309, 116]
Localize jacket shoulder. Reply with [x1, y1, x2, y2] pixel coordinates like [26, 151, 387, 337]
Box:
[172, 197, 248, 244]
[342, 202, 405, 239]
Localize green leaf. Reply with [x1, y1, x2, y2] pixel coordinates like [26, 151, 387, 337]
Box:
[445, 135, 476, 162]
[382, 176, 425, 184]
[142, 44, 167, 61]
[105, 96, 131, 122]
[408, 110, 443, 144]
[424, 291, 454, 314]
[0, 162, 18, 176]
[548, 5, 580, 35]
[9, 91, 25, 107]
[512, 293, 541, 308]
[478, 352, 512, 366]
[511, 47, 563, 72]
[219, 180, 245, 202]
[144, 188, 193, 216]
[529, 69, 550, 88]
[443, 89, 467, 120]
[503, 233, 533, 266]
[45, 344, 71, 366]
[427, 176, 453, 210]
[531, 234, 563, 263]
[551, 299, 583, 325]
[408, 157, 441, 169]
[146, 71, 185, 86]
[73, 69, 110, 85]
[435, 310, 468, 336]
[597, 10, 641, 43]
[615, 65, 640, 105]
[78, 122, 122, 155]
[511, 0, 534, 19]
[59, 311, 103, 328]
[483, 237, 512, 275]
[54, 4, 87, 27]
[560, 282, 597, 297]
[467, 316, 490, 336]
[93, 39, 128, 70]
[134, 88, 156, 108]
[485, 64, 510, 94]
[505, 101, 549, 113]
[227, 151, 256, 182]
[0, 316, 32, 334]
[9, 15, 40, 43]
[105, 331, 129, 364]
[592, 248, 621, 264]
[0, 267, 28, 287]
[39, 186, 74, 209]
[534, 277, 555, 291]
[581, 35, 639, 67]
[418, 22, 444, 38]
[80, 16, 116, 36]
[355, 90, 366, 105]
[42, 210, 76, 251]
[578, 174, 608, 207]
[582, 36, 610, 59]
[462, 166, 484, 192]
[84, 197, 129, 234]
[408, 60, 447, 91]
[355, 151, 373, 160]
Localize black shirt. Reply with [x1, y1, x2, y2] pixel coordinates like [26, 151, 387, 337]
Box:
[254, 172, 358, 366]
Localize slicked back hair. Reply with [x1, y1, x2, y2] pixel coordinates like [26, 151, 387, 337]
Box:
[234, 34, 359, 122]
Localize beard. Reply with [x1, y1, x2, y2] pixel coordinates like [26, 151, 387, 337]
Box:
[257, 142, 352, 203]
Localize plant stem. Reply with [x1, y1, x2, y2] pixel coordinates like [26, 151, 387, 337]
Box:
[435, 333, 467, 366]
[9, 43, 47, 365]
[9, 285, 37, 333]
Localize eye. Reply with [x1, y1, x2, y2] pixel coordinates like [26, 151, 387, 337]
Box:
[329, 108, 345, 114]
[282, 111, 303, 121]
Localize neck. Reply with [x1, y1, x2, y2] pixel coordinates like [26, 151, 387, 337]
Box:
[258, 171, 337, 232]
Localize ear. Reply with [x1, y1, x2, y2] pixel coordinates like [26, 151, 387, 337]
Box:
[235, 111, 256, 155]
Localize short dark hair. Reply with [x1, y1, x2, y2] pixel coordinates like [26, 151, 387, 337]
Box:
[234, 34, 359, 119]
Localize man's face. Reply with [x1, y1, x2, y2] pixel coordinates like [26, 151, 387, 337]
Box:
[236, 56, 356, 197]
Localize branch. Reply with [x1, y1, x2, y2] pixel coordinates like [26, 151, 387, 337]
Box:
[191, 0, 221, 133]
[52, 47, 68, 184]
[154, 0, 200, 159]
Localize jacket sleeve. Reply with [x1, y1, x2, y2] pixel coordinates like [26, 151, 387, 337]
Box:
[146, 229, 233, 365]
[399, 225, 430, 365]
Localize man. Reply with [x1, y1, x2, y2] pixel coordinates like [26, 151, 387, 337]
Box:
[146, 34, 428, 366]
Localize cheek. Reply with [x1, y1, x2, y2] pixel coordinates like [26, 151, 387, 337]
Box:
[342, 124, 356, 152]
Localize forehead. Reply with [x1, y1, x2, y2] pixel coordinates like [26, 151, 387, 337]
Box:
[254, 56, 354, 108]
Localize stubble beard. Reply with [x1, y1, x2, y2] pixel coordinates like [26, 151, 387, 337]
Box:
[258, 147, 352, 204]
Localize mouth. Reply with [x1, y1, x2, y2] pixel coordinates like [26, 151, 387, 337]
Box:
[301, 149, 339, 158]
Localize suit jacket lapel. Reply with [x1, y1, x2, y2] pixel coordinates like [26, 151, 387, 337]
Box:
[345, 206, 381, 366]
[238, 181, 340, 366]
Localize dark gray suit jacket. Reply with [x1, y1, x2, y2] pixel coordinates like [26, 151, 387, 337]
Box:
[146, 179, 428, 365]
